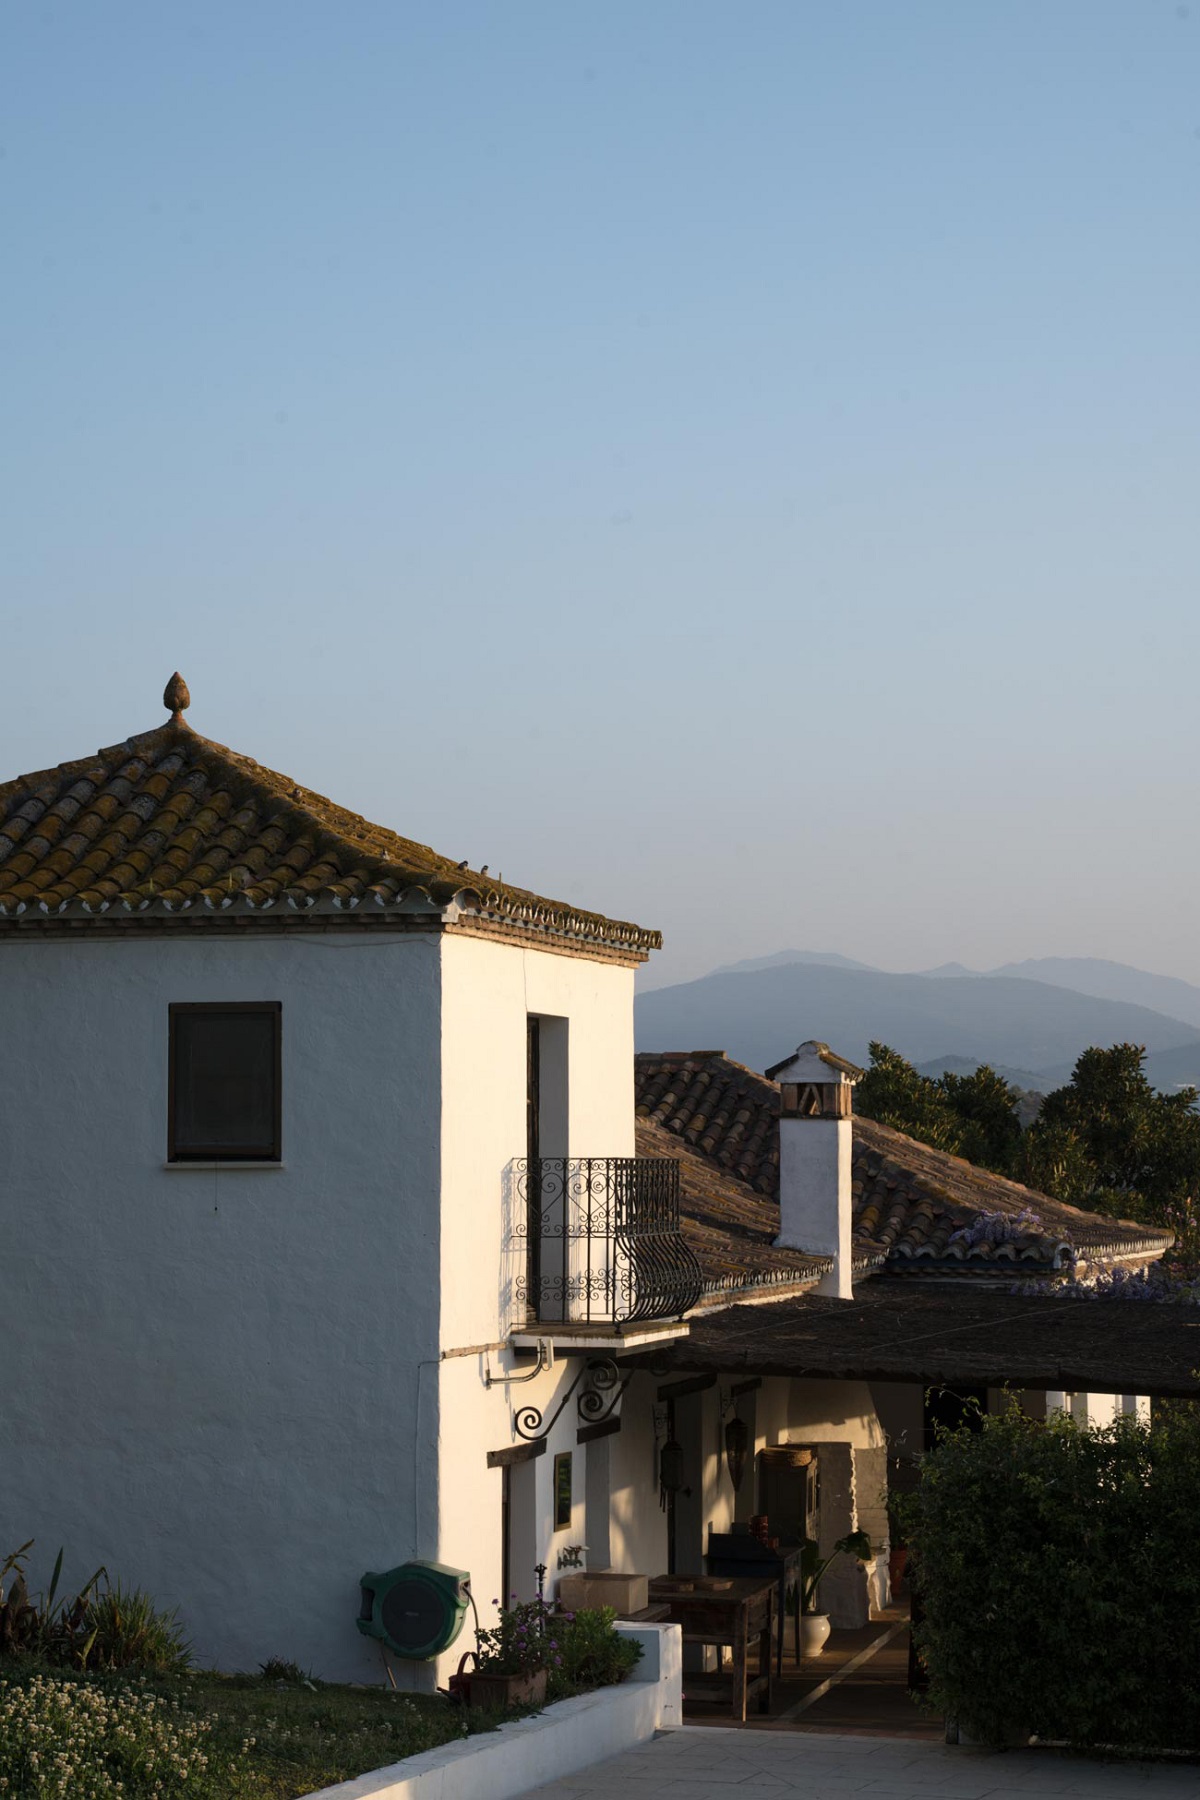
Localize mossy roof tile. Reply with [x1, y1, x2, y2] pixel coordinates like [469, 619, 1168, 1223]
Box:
[0, 702, 659, 954]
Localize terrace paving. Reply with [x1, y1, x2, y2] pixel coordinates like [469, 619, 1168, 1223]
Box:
[517, 1725, 1198, 1800]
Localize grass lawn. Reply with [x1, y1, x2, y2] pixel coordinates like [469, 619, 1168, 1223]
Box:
[182, 1670, 493, 1797]
[0, 1663, 511, 1799]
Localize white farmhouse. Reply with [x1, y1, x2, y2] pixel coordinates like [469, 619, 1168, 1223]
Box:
[1, 676, 1185, 1697]
[0, 674, 674, 1682]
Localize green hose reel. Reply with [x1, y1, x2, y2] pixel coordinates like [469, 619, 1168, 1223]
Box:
[357, 1560, 470, 1660]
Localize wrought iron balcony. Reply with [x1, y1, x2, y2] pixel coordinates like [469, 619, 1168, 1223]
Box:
[512, 1156, 704, 1326]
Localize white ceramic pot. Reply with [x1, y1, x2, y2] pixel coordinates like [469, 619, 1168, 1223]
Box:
[800, 1613, 831, 1656]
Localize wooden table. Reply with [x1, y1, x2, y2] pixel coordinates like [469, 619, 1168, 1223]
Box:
[648, 1575, 776, 1722]
[704, 1535, 805, 1676]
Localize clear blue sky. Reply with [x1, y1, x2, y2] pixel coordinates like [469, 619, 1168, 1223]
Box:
[5, 2, 1199, 987]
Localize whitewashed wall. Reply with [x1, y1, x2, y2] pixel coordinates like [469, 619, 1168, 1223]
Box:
[605, 1373, 668, 1578]
[0, 930, 442, 1682]
[0, 924, 645, 1687]
[432, 936, 637, 1683]
[1046, 1390, 1151, 1426]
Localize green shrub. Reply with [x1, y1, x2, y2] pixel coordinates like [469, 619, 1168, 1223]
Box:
[0, 1544, 106, 1667]
[256, 1655, 314, 1685]
[84, 1584, 191, 1674]
[904, 1403, 1200, 1750]
[1, 1547, 191, 1675]
[547, 1606, 641, 1700]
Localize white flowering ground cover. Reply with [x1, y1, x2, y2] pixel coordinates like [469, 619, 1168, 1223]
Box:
[0, 1668, 484, 1799]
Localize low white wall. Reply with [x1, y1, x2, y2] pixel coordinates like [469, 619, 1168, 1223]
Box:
[301, 1623, 681, 1800]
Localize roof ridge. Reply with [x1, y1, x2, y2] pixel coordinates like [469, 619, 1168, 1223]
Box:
[634, 1047, 782, 1090]
[853, 1114, 1171, 1239]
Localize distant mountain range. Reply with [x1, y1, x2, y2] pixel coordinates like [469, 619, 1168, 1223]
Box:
[635, 952, 1200, 1094]
[920, 955, 1200, 1033]
[714, 950, 879, 976]
[912, 1054, 1049, 1091]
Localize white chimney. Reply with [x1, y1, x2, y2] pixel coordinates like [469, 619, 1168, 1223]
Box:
[768, 1040, 862, 1300]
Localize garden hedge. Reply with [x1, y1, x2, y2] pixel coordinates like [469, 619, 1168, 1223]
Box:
[904, 1403, 1200, 1750]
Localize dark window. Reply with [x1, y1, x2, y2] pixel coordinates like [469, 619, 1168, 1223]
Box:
[168, 1003, 281, 1161]
[923, 1385, 987, 1452]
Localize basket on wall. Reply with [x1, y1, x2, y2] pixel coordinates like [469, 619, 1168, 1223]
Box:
[468, 1668, 548, 1709]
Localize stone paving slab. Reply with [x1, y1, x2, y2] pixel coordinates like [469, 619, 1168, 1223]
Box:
[517, 1727, 1198, 1800]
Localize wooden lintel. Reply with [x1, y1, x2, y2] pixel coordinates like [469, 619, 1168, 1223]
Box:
[577, 1416, 622, 1444]
[730, 1377, 763, 1398]
[486, 1437, 547, 1468]
[656, 1373, 717, 1401]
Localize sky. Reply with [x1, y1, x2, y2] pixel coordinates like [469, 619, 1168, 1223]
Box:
[4, 2, 1200, 990]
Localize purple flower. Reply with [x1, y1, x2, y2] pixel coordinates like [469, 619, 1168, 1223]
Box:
[549, 1640, 557, 1649]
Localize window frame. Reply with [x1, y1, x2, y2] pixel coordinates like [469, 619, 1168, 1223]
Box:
[167, 1001, 283, 1163]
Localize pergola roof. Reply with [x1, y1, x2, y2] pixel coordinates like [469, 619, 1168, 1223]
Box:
[628, 1285, 1200, 1398]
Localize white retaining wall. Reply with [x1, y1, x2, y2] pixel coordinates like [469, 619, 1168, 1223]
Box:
[301, 1623, 682, 1800]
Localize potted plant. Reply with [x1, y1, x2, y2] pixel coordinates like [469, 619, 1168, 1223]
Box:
[799, 1529, 873, 1656]
[470, 1595, 561, 1708]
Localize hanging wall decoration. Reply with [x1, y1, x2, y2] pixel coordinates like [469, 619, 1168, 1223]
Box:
[724, 1413, 750, 1492]
[658, 1438, 684, 1511]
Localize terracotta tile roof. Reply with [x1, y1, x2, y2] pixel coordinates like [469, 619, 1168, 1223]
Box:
[635, 1117, 833, 1303]
[635, 1050, 1172, 1279]
[0, 678, 660, 957]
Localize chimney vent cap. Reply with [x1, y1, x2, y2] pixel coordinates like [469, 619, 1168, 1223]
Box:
[765, 1040, 863, 1083]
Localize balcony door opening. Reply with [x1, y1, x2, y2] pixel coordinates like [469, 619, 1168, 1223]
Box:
[526, 1018, 540, 1317]
[526, 1015, 568, 1322]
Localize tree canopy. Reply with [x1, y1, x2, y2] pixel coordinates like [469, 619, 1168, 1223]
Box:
[856, 1041, 1200, 1261]
[855, 1045, 1022, 1171]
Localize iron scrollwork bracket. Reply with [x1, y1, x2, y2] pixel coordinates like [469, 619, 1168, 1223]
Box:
[578, 1357, 634, 1426]
[513, 1356, 587, 1442]
[512, 1356, 632, 1443]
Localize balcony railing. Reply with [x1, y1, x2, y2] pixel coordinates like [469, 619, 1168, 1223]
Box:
[512, 1156, 704, 1326]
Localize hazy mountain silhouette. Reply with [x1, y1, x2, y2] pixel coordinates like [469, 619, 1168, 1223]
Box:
[914, 1054, 1049, 1091]
[982, 957, 1200, 1033]
[713, 949, 878, 976]
[1138, 1043, 1200, 1094]
[635, 962, 1200, 1080]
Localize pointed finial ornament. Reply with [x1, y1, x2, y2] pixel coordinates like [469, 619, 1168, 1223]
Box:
[163, 671, 191, 719]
